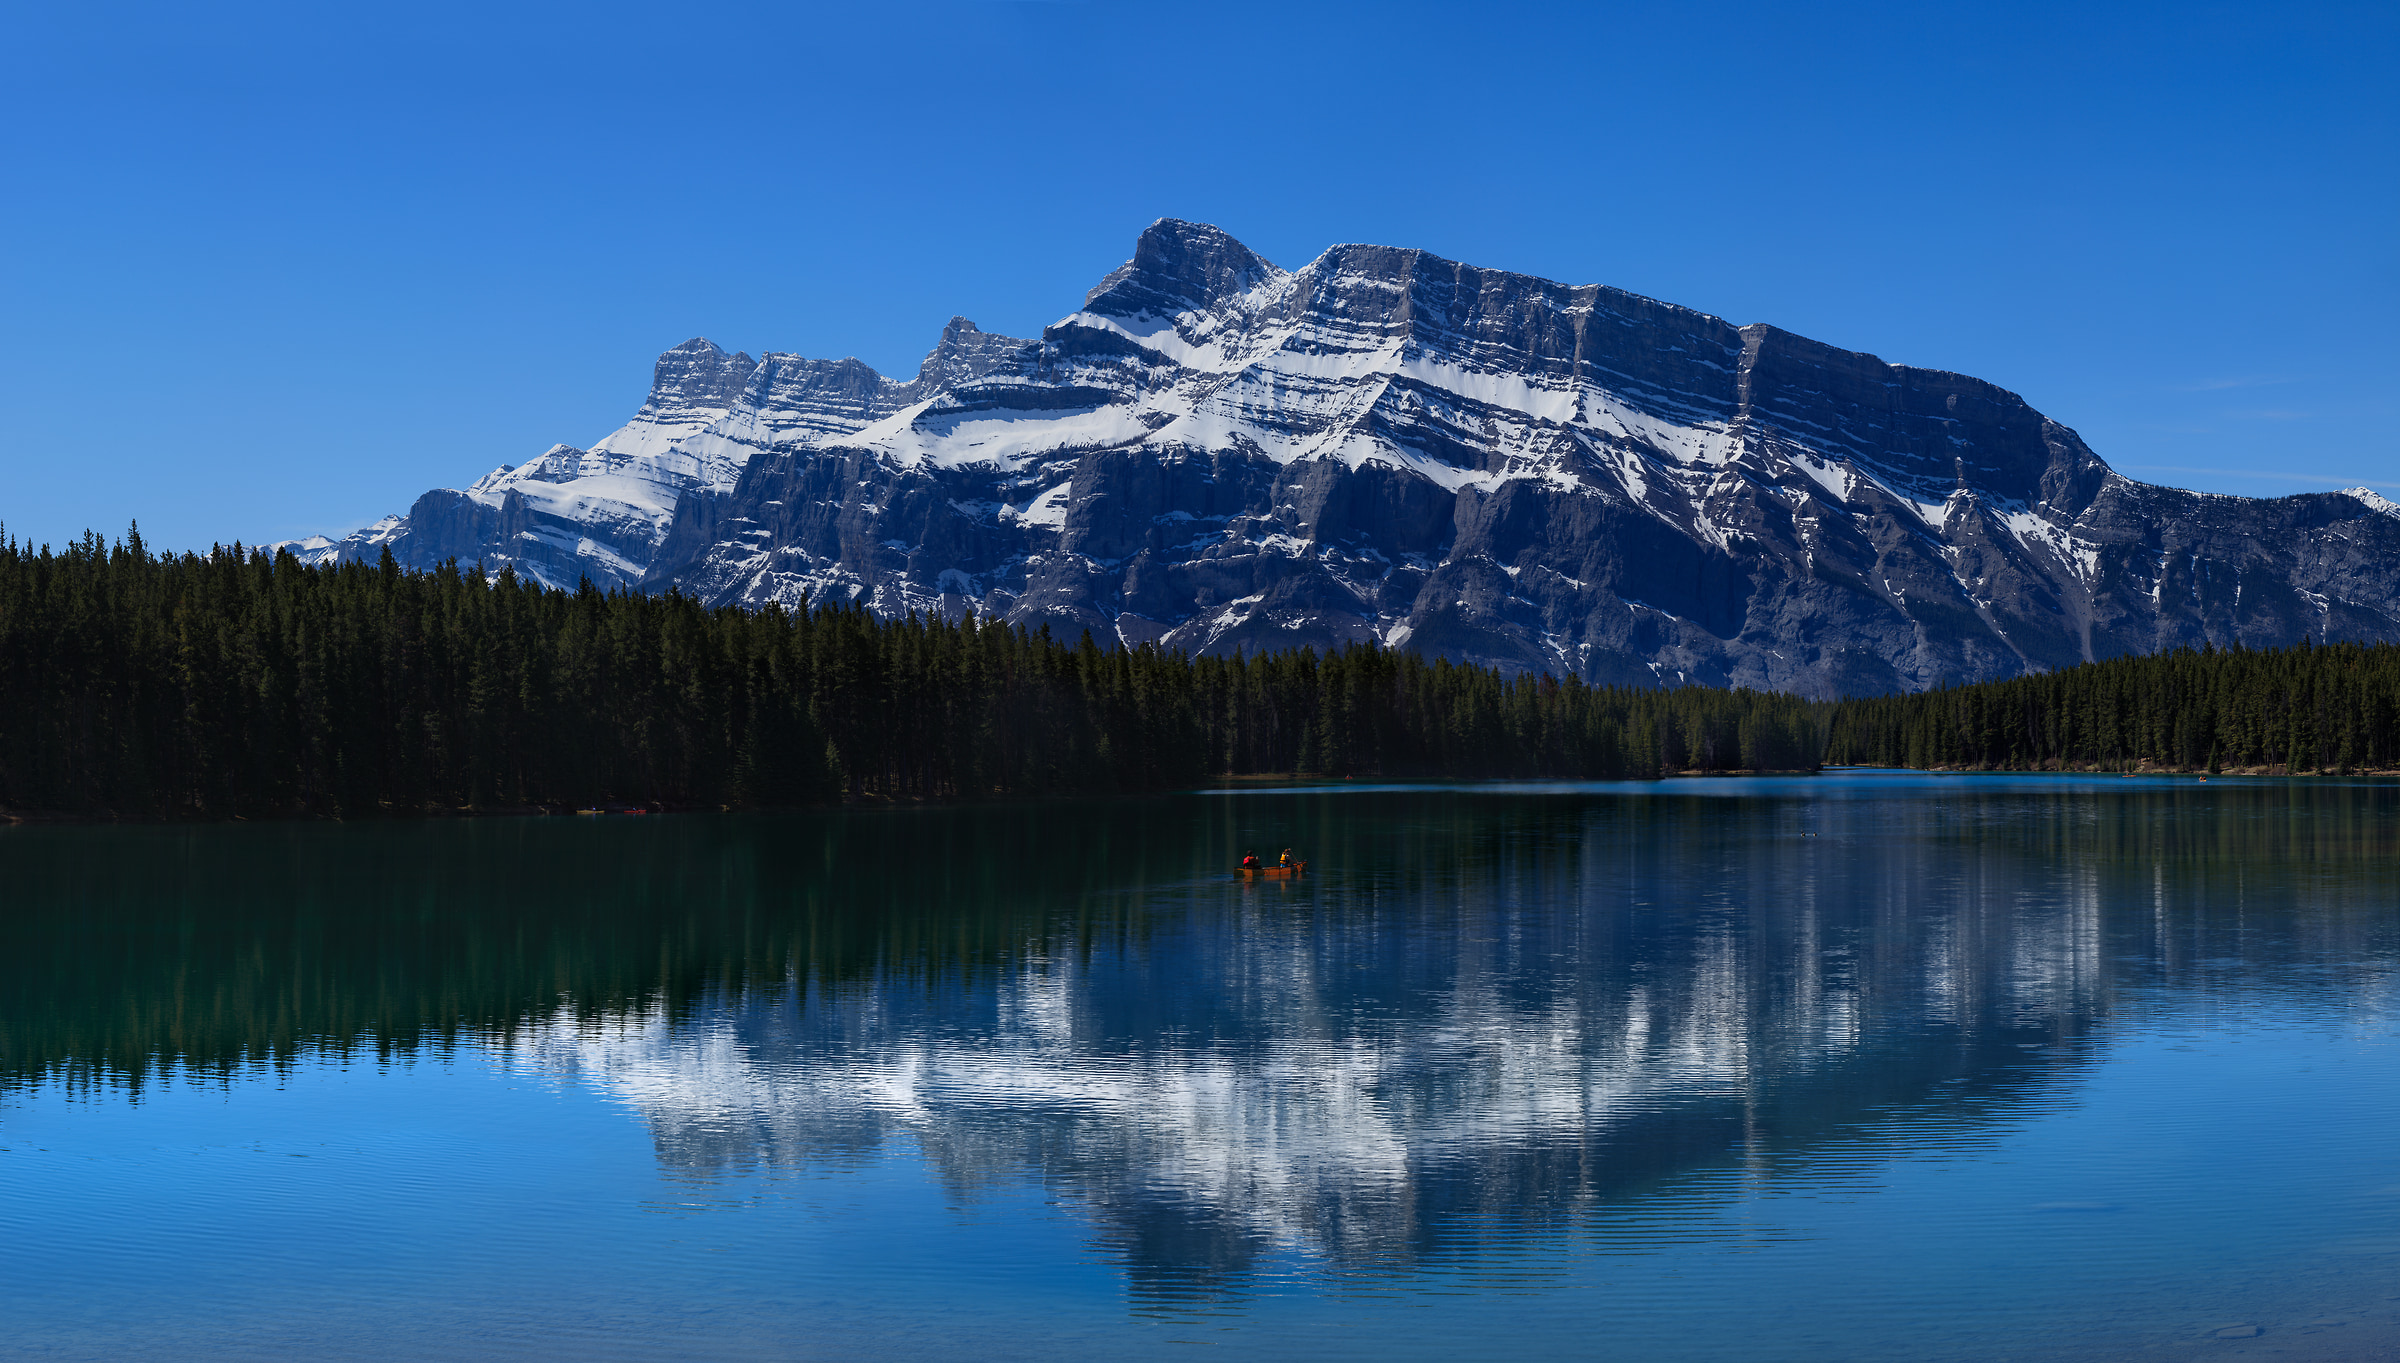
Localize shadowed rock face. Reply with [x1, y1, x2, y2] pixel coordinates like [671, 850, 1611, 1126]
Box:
[307, 220, 2400, 694]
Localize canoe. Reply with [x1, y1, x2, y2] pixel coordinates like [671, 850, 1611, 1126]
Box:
[1238, 862, 1307, 878]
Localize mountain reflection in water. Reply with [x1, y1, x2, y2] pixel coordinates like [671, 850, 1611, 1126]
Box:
[8, 773, 2390, 1307]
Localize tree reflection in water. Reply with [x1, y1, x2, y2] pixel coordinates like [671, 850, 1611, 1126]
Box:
[5, 776, 2394, 1303]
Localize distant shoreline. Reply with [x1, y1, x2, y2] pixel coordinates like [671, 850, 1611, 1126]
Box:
[20, 764, 2400, 828]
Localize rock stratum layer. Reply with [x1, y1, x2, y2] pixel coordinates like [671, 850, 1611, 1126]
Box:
[298, 220, 2400, 696]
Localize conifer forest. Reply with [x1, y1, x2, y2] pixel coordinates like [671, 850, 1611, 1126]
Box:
[0, 532, 1818, 819]
[1821, 637, 2400, 774]
[4, 530, 2396, 821]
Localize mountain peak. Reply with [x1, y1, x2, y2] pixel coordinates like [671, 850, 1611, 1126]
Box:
[2346, 487, 2400, 518]
[1082, 219, 1283, 319]
[642, 338, 758, 415]
[910, 317, 1029, 393]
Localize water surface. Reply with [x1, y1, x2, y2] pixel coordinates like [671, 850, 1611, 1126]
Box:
[4, 773, 2396, 1359]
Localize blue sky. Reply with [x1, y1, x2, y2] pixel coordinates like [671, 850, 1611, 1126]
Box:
[2, 0, 2393, 552]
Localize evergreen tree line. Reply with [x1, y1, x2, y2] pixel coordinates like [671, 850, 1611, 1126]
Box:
[0, 530, 1823, 819]
[1823, 639, 2400, 773]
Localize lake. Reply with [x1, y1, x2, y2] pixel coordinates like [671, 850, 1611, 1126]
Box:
[3, 772, 2396, 1360]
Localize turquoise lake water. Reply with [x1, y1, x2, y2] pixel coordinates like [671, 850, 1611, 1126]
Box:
[3, 772, 2396, 1360]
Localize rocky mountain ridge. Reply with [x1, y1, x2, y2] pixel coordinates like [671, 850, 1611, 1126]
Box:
[301, 318, 1029, 592]
[296, 220, 2400, 696]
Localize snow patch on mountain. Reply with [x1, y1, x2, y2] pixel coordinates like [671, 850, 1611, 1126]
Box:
[2343, 487, 2399, 518]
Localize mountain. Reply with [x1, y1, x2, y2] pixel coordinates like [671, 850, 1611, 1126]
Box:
[294, 319, 1030, 592]
[299, 220, 2400, 696]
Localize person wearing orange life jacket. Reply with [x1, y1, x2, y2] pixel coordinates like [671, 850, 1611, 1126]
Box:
[1279, 848, 1294, 868]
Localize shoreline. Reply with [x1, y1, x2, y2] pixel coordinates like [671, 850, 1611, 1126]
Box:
[14, 764, 2397, 828]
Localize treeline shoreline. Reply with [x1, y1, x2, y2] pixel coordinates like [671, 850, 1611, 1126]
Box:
[1823, 762, 2400, 777]
[7, 530, 2395, 825]
[0, 532, 1820, 823]
[1822, 638, 2400, 776]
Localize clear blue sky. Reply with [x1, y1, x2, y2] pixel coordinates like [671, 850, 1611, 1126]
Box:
[3, 1, 2393, 552]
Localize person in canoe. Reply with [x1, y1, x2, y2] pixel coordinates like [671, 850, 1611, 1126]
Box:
[1240, 850, 1260, 870]
[1279, 848, 1294, 868]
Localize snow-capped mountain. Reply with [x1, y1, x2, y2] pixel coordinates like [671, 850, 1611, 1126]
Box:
[295, 318, 1029, 592]
[303, 220, 2400, 694]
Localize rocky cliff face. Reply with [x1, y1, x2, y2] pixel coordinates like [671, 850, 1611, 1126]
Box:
[303, 220, 2400, 694]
